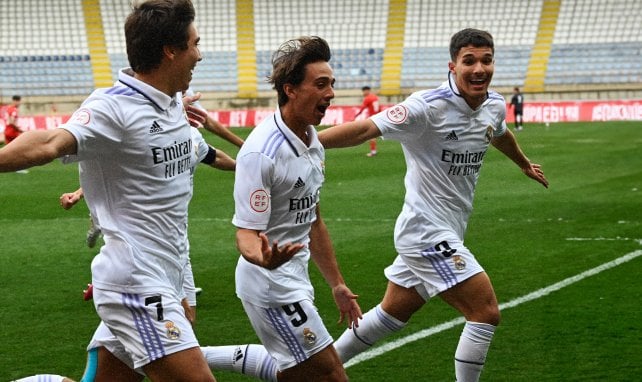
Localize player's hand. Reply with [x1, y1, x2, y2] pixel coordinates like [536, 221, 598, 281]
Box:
[258, 233, 303, 270]
[182, 92, 207, 128]
[522, 163, 549, 188]
[82, 283, 93, 301]
[332, 284, 362, 329]
[60, 192, 81, 209]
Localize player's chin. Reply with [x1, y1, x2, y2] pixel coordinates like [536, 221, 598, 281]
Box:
[315, 106, 329, 122]
[312, 111, 325, 125]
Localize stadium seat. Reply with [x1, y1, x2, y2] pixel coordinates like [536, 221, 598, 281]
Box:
[0, 0, 640, 98]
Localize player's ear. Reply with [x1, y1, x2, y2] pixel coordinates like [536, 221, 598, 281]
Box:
[448, 61, 456, 74]
[163, 45, 177, 59]
[283, 83, 296, 101]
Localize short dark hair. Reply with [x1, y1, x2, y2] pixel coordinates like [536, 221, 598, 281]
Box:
[449, 28, 494, 61]
[361, 86, 371, 91]
[12, 95, 21, 101]
[268, 36, 332, 106]
[125, 0, 195, 73]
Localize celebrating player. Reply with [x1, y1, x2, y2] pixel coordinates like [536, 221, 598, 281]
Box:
[0, 1, 220, 380]
[232, 36, 362, 381]
[319, 28, 548, 382]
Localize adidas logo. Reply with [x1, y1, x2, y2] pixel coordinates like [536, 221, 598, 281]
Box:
[446, 130, 458, 141]
[149, 120, 163, 134]
[232, 346, 244, 364]
[293, 177, 306, 189]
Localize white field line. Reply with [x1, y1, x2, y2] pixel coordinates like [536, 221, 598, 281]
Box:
[345, 249, 642, 368]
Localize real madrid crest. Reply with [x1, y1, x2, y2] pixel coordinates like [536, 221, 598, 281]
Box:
[165, 321, 181, 340]
[485, 125, 494, 144]
[303, 327, 317, 346]
[452, 255, 466, 270]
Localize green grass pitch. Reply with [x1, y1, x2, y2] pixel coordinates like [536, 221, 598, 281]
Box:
[0, 121, 640, 381]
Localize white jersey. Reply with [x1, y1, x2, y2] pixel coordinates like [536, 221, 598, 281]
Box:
[233, 108, 325, 306]
[61, 68, 195, 296]
[371, 79, 507, 253]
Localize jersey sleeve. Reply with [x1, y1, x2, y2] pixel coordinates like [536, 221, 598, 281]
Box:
[491, 95, 508, 137]
[232, 151, 273, 230]
[190, 127, 210, 162]
[59, 96, 125, 161]
[371, 94, 429, 142]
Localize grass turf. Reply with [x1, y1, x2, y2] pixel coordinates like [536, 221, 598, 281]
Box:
[0, 121, 640, 381]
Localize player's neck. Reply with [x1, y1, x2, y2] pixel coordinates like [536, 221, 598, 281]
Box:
[280, 108, 310, 144]
[133, 70, 177, 97]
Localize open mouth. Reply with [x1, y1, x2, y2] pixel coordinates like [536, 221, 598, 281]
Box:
[317, 104, 329, 115]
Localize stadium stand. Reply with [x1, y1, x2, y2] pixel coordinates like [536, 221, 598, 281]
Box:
[0, 0, 93, 96]
[402, 0, 541, 89]
[0, 0, 640, 108]
[546, 0, 642, 86]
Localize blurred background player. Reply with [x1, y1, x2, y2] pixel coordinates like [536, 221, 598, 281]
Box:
[2, 95, 29, 173]
[3, 95, 23, 145]
[510, 86, 524, 131]
[319, 28, 548, 382]
[59, 187, 102, 248]
[354, 86, 380, 157]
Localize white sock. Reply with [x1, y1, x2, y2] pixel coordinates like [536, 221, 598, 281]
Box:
[202, 344, 277, 382]
[13, 375, 67, 382]
[454, 321, 496, 382]
[334, 304, 406, 363]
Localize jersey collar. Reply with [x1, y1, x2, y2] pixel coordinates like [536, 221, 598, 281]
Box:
[273, 107, 320, 157]
[117, 68, 179, 111]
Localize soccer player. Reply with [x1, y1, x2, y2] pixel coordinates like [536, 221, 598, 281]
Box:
[2, 95, 29, 173]
[0, 0, 219, 380]
[354, 86, 381, 156]
[318, 28, 549, 382]
[16, 117, 246, 382]
[59, 187, 103, 248]
[59, 90, 244, 250]
[3, 95, 23, 145]
[232, 36, 362, 381]
[510, 86, 524, 131]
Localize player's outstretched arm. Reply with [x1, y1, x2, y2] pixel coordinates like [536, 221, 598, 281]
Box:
[204, 115, 245, 148]
[492, 129, 549, 188]
[183, 90, 245, 148]
[318, 119, 381, 149]
[208, 146, 236, 171]
[0, 129, 76, 172]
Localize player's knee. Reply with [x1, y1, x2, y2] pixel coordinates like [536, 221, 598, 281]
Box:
[484, 305, 501, 326]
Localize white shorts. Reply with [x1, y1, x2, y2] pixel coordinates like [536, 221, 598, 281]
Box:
[92, 287, 199, 370]
[385, 238, 484, 300]
[241, 299, 334, 371]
